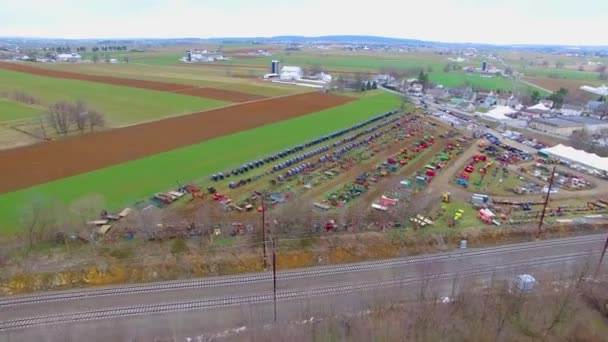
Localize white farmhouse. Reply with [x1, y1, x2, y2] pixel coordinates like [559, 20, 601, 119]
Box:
[56, 53, 82, 62]
[279, 66, 303, 81]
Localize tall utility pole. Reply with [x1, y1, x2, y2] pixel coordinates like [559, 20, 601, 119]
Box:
[596, 236, 608, 276]
[536, 166, 557, 239]
[255, 191, 267, 269]
[272, 237, 277, 323]
[261, 195, 267, 269]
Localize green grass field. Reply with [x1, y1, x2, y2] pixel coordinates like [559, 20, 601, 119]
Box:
[0, 99, 43, 123]
[0, 91, 401, 233]
[518, 66, 604, 82]
[0, 69, 228, 126]
[429, 72, 514, 91]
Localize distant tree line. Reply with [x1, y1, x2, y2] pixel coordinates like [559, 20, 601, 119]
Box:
[92, 46, 128, 52]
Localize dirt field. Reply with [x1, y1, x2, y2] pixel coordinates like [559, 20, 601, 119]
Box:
[523, 76, 598, 102]
[0, 92, 353, 194]
[0, 62, 264, 102]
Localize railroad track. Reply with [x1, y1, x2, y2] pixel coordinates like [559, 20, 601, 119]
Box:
[0, 251, 600, 332]
[0, 234, 604, 308]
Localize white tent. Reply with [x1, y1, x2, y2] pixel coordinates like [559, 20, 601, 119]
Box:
[540, 144, 608, 173]
[479, 106, 517, 121]
[529, 103, 551, 111]
[580, 85, 608, 96]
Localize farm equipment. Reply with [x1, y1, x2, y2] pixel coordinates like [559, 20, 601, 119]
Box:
[442, 192, 451, 203]
[152, 193, 175, 206]
[100, 210, 120, 221]
[456, 178, 469, 187]
[477, 209, 495, 224]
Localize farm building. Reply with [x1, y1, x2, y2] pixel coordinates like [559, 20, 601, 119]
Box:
[56, 53, 82, 62]
[581, 84, 608, 96]
[313, 72, 333, 83]
[528, 102, 552, 112]
[540, 144, 608, 175]
[561, 116, 608, 132]
[180, 50, 226, 63]
[586, 100, 606, 115]
[477, 106, 517, 121]
[279, 66, 303, 81]
[559, 104, 583, 116]
[528, 118, 584, 136]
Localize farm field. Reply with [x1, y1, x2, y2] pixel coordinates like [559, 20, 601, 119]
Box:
[522, 76, 600, 100]
[428, 73, 513, 91]
[0, 91, 401, 232]
[0, 62, 262, 102]
[0, 99, 42, 122]
[35, 63, 306, 97]
[0, 68, 228, 126]
[518, 66, 604, 82]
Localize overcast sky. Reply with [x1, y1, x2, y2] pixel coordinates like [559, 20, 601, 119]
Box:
[1, 0, 606, 45]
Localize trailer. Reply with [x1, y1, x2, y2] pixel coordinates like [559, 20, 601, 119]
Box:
[118, 208, 132, 218]
[372, 203, 388, 211]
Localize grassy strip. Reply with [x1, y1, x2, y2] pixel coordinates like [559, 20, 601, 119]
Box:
[0, 99, 43, 122]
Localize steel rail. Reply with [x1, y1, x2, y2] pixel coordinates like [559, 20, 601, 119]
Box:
[1, 234, 603, 308]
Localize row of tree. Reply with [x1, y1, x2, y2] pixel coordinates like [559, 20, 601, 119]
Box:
[529, 87, 569, 109]
[92, 46, 128, 52]
[41, 101, 105, 137]
[359, 80, 378, 91]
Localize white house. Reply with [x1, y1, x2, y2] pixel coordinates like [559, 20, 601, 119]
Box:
[56, 53, 82, 62]
[279, 66, 303, 81]
[314, 72, 333, 83]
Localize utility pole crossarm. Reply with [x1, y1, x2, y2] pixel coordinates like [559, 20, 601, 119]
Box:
[536, 166, 556, 239]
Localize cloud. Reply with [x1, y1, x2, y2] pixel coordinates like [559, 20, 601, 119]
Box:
[0, 0, 605, 45]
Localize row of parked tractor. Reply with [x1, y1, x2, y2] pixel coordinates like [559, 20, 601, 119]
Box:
[209, 110, 401, 182]
[272, 115, 404, 177]
[225, 115, 411, 190]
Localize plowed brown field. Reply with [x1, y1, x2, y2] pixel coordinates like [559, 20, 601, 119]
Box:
[0, 61, 263, 102]
[0, 92, 353, 194]
[172, 87, 264, 102]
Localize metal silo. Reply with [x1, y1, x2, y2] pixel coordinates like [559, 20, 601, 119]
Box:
[271, 60, 280, 74]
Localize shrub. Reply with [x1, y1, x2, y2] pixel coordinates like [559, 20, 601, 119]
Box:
[171, 238, 188, 255]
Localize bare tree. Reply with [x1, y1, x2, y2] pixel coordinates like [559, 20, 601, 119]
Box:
[68, 194, 105, 227]
[272, 198, 311, 236]
[72, 100, 88, 134]
[20, 196, 60, 249]
[308, 63, 324, 75]
[33, 115, 48, 140]
[47, 101, 74, 135]
[88, 110, 106, 132]
[193, 205, 212, 248]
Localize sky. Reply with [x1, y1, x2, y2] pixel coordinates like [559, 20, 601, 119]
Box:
[1, 0, 607, 45]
